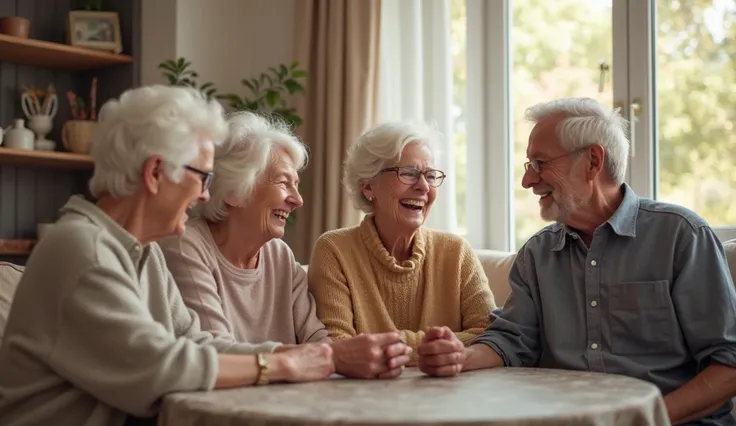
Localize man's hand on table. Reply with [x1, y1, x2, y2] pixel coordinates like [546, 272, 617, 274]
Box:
[417, 326, 466, 377]
[418, 326, 505, 376]
[331, 332, 412, 380]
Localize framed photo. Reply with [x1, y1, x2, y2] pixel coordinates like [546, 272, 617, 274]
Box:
[67, 11, 122, 54]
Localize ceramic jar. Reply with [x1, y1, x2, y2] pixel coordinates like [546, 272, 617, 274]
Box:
[4, 118, 35, 150]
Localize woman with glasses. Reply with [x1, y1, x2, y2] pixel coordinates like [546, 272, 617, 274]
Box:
[161, 111, 412, 381]
[0, 86, 334, 426]
[308, 121, 497, 368]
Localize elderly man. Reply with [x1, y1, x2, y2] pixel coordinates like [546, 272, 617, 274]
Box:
[418, 97, 736, 425]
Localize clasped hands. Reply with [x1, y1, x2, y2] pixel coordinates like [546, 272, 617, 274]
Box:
[275, 326, 466, 380]
[334, 326, 465, 379]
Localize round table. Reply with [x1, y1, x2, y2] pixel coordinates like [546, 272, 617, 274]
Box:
[158, 367, 670, 426]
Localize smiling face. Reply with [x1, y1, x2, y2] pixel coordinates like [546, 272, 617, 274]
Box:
[521, 117, 588, 222]
[155, 140, 215, 237]
[361, 142, 439, 234]
[228, 147, 303, 241]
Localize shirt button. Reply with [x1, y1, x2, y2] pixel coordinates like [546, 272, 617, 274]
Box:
[590, 300, 598, 307]
[591, 343, 598, 350]
[590, 260, 597, 266]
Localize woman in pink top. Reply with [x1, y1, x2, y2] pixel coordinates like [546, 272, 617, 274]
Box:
[161, 111, 412, 380]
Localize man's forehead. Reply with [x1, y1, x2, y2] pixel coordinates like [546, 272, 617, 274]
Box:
[526, 117, 563, 157]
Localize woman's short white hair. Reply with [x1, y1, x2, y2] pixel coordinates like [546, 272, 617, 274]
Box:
[343, 121, 441, 213]
[525, 97, 630, 184]
[196, 111, 308, 222]
[89, 85, 227, 198]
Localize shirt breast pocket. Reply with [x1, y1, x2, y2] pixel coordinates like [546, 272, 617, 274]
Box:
[608, 280, 675, 355]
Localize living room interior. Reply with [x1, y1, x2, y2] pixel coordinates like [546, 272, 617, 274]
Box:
[0, 0, 735, 423]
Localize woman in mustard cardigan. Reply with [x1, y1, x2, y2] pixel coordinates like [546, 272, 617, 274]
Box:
[308, 121, 497, 367]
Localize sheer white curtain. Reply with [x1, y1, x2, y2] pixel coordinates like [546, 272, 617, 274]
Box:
[377, 0, 457, 233]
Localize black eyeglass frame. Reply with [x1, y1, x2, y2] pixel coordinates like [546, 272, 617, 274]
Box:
[379, 166, 447, 188]
[184, 165, 215, 193]
[523, 147, 589, 173]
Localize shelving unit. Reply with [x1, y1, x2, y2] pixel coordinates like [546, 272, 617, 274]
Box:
[0, 147, 94, 170]
[0, 33, 132, 71]
[0, 239, 34, 256]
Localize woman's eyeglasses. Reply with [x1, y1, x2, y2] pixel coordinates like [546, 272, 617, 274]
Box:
[380, 166, 446, 188]
[184, 165, 214, 193]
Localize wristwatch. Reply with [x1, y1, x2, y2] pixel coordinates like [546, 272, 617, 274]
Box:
[255, 353, 269, 386]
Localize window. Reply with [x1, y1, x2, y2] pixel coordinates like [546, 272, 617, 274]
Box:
[454, 0, 736, 251]
[651, 0, 736, 239]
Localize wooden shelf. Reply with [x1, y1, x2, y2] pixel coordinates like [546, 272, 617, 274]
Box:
[0, 33, 132, 71]
[0, 147, 94, 170]
[0, 239, 34, 256]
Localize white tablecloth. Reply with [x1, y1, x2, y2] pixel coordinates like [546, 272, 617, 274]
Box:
[158, 367, 670, 426]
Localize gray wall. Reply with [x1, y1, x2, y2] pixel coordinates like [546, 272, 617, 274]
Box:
[0, 0, 141, 263]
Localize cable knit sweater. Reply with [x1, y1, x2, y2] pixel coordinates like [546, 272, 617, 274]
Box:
[308, 215, 496, 364]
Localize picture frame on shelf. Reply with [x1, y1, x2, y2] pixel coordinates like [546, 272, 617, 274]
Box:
[67, 11, 122, 54]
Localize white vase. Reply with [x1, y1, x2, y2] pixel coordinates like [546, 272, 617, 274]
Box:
[28, 115, 55, 151]
[4, 118, 34, 150]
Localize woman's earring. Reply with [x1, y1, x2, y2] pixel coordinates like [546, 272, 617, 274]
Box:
[368, 196, 374, 202]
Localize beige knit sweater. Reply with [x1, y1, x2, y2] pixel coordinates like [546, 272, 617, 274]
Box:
[308, 215, 496, 364]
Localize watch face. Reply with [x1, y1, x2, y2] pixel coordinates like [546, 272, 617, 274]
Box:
[258, 353, 268, 367]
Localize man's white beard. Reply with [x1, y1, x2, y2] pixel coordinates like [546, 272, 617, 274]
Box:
[540, 188, 585, 222]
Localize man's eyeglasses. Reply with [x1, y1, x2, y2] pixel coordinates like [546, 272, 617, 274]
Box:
[184, 165, 214, 193]
[523, 147, 588, 173]
[380, 166, 447, 188]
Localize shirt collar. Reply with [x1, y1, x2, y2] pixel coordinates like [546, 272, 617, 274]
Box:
[550, 183, 639, 251]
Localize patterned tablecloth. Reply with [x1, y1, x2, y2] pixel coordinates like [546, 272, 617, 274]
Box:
[158, 367, 671, 426]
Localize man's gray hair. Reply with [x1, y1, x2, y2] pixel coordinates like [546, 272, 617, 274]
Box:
[343, 121, 441, 213]
[195, 111, 308, 222]
[525, 97, 630, 184]
[89, 85, 228, 198]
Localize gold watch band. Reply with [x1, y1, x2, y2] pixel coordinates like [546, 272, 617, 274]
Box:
[255, 353, 269, 386]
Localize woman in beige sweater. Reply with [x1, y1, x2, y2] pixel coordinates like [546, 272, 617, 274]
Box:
[309, 121, 497, 365]
[0, 86, 332, 426]
[161, 111, 412, 380]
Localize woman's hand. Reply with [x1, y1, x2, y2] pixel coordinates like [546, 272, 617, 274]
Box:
[331, 332, 412, 379]
[270, 343, 335, 383]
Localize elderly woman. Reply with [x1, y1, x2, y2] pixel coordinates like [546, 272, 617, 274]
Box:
[308, 121, 497, 365]
[0, 86, 333, 426]
[160, 111, 411, 380]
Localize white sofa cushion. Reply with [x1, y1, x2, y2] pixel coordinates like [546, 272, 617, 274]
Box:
[473, 249, 515, 306]
[0, 261, 24, 343]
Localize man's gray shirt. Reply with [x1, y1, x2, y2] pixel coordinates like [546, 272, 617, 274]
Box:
[475, 184, 736, 425]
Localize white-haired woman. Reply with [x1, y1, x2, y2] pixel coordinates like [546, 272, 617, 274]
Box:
[161, 111, 412, 380]
[308, 121, 497, 366]
[0, 86, 333, 426]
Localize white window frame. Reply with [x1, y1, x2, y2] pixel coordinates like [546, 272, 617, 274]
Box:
[465, 0, 512, 251]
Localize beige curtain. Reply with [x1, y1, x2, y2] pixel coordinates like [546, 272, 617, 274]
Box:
[288, 0, 382, 263]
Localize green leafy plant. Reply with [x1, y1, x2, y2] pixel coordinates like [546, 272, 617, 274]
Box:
[157, 57, 307, 129]
[218, 61, 307, 128]
[157, 58, 217, 100]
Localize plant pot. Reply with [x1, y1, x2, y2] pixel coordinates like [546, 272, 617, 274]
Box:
[62, 120, 96, 154]
[0, 17, 30, 39]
